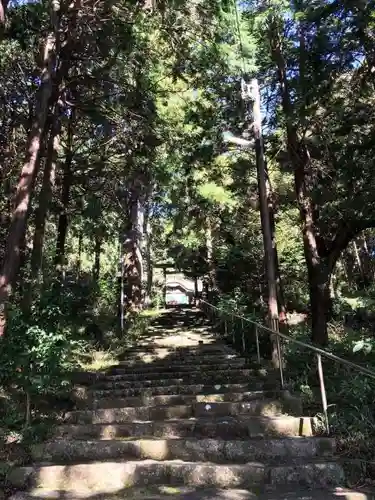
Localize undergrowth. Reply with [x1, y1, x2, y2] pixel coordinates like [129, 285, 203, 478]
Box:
[283, 321, 375, 488]
[0, 278, 160, 471]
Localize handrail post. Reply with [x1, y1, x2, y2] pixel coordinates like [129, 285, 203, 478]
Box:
[317, 353, 330, 435]
[255, 325, 261, 364]
[276, 334, 284, 389]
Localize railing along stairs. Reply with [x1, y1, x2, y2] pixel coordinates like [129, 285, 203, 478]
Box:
[200, 299, 375, 434]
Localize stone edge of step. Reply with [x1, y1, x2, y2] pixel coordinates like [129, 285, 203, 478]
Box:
[7, 486, 371, 500]
[30, 436, 336, 464]
[6, 459, 345, 490]
[52, 414, 316, 440]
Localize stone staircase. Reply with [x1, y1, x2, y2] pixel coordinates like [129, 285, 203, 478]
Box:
[8, 309, 363, 499]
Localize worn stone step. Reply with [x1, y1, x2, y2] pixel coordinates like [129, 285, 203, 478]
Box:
[54, 416, 315, 441]
[32, 437, 335, 464]
[8, 460, 344, 493]
[123, 345, 227, 354]
[88, 391, 277, 410]
[89, 382, 268, 399]
[92, 373, 266, 390]
[9, 486, 368, 500]
[119, 354, 246, 367]
[96, 368, 255, 383]
[64, 399, 295, 425]
[108, 361, 248, 375]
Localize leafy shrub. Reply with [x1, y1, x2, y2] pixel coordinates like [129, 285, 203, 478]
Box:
[0, 307, 79, 426]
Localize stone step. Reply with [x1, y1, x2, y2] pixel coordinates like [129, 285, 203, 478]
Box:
[8, 460, 344, 493]
[89, 382, 268, 399]
[108, 360, 248, 375]
[119, 354, 246, 367]
[54, 416, 315, 440]
[123, 345, 228, 354]
[95, 368, 255, 383]
[31, 437, 335, 464]
[92, 373, 266, 390]
[64, 399, 294, 425]
[10, 486, 368, 500]
[88, 391, 277, 410]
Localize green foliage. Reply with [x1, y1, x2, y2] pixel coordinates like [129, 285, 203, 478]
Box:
[0, 311, 75, 392]
[2, 0, 375, 484]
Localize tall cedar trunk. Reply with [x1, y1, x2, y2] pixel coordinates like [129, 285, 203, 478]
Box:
[310, 269, 331, 346]
[205, 215, 216, 293]
[0, 23, 57, 336]
[123, 186, 144, 312]
[24, 110, 59, 310]
[55, 109, 74, 273]
[269, 20, 330, 345]
[144, 202, 153, 303]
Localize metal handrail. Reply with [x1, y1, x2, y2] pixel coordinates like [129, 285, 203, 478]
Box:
[200, 299, 375, 434]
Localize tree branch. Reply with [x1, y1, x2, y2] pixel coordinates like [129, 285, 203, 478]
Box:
[327, 219, 375, 273]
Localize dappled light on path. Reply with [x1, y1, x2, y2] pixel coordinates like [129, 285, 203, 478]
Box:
[7, 308, 366, 499]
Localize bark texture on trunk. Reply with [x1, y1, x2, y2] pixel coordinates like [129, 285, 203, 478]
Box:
[28, 112, 59, 291]
[123, 186, 144, 312]
[269, 15, 375, 344]
[0, 27, 57, 336]
[269, 19, 331, 344]
[144, 203, 152, 304]
[309, 268, 331, 346]
[266, 175, 287, 331]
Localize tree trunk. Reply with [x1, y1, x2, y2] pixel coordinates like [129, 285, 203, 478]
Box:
[54, 109, 74, 275]
[123, 186, 144, 312]
[144, 199, 153, 305]
[309, 270, 331, 346]
[24, 111, 59, 310]
[269, 19, 329, 344]
[0, 24, 57, 336]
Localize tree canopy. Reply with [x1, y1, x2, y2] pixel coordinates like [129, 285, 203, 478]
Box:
[1, 0, 375, 349]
